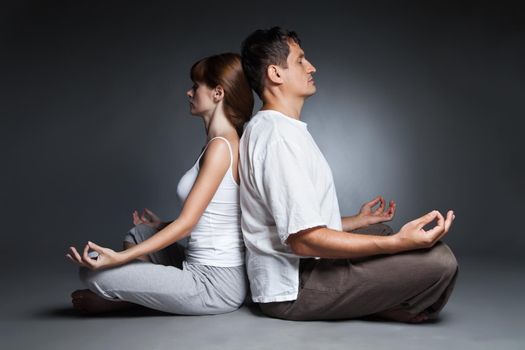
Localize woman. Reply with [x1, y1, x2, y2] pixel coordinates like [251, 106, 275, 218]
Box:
[66, 53, 254, 315]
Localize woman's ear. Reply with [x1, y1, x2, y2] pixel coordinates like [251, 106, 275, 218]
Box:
[213, 86, 224, 102]
[267, 64, 283, 85]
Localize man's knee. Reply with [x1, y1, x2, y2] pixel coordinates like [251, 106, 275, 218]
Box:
[376, 223, 394, 236]
[426, 242, 459, 281]
[354, 223, 394, 236]
[124, 224, 156, 245]
[368, 223, 394, 236]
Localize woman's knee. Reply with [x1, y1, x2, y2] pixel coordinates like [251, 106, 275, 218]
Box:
[79, 266, 103, 289]
[78, 266, 97, 292]
[78, 266, 117, 299]
[78, 266, 91, 285]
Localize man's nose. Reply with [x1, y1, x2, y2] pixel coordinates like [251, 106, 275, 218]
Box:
[186, 90, 192, 98]
[307, 62, 316, 74]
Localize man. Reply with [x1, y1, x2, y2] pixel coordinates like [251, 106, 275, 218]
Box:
[239, 27, 458, 323]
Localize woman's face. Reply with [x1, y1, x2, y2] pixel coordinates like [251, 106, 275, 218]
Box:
[186, 81, 216, 117]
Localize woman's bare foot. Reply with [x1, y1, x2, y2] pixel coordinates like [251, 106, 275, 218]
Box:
[71, 289, 136, 314]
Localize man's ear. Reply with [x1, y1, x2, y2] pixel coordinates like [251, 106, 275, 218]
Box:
[267, 64, 284, 84]
[213, 86, 224, 102]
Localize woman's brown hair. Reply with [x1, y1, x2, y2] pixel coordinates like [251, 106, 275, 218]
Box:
[191, 53, 254, 136]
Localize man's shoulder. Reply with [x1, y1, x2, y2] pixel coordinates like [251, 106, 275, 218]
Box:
[243, 110, 303, 143]
[245, 111, 281, 133]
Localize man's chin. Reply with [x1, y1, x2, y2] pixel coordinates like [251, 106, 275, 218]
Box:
[304, 87, 317, 98]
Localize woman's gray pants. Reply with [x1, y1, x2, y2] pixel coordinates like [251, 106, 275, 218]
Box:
[79, 224, 248, 315]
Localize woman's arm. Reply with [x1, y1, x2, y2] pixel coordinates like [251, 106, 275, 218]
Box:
[68, 139, 232, 270]
[120, 139, 232, 263]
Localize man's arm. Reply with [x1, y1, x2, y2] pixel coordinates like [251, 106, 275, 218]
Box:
[341, 196, 396, 232]
[341, 215, 368, 232]
[288, 210, 455, 259]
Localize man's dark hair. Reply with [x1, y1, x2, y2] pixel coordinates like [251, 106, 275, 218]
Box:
[241, 27, 301, 98]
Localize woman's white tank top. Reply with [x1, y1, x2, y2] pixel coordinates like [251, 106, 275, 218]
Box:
[176, 137, 244, 267]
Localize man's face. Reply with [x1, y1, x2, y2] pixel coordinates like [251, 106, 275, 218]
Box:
[280, 41, 317, 98]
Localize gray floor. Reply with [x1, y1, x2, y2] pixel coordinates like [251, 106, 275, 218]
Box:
[2, 257, 524, 350]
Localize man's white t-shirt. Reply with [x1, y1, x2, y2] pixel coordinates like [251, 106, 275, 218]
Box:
[239, 109, 342, 303]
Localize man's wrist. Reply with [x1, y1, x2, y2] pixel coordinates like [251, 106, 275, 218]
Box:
[382, 234, 403, 254]
[355, 213, 370, 229]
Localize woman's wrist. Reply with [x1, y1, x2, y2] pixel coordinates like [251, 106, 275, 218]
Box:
[119, 248, 136, 264]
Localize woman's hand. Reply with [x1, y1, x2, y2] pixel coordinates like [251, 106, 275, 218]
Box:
[66, 241, 126, 270]
[133, 208, 162, 229]
[357, 195, 396, 226]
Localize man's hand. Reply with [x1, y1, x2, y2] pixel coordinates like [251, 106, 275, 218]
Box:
[393, 210, 455, 252]
[357, 195, 396, 226]
[66, 242, 126, 270]
[133, 208, 162, 229]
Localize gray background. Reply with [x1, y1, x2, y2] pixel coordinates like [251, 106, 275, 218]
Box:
[2, 1, 525, 350]
[2, 0, 524, 272]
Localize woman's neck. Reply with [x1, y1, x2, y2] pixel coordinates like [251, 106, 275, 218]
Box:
[202, 108, 238, 141]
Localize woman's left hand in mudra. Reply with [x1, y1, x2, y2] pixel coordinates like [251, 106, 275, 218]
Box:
[66, 242, 125, 270]
[358, 195, 396, 226]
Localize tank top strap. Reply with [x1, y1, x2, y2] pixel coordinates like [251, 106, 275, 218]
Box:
[206, 136, 234, 170]
[194, 136, 233, 168]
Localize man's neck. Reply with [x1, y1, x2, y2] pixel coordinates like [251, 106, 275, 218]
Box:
[261, 97, 304, 120]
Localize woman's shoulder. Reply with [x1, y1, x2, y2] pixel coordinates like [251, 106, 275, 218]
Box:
[207, 136, 238, 150]
[198, 136, 237, 168]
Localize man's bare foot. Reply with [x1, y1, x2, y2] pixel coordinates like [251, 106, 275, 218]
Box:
[375, 308, 431, 324]
[407, 312, 429, 323]
[71, 289, 136, 314]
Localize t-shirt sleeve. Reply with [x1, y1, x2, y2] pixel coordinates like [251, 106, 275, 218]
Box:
[255, 138, 326, 245]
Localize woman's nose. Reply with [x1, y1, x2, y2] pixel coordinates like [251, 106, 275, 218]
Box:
[186, 90, 192, 98]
